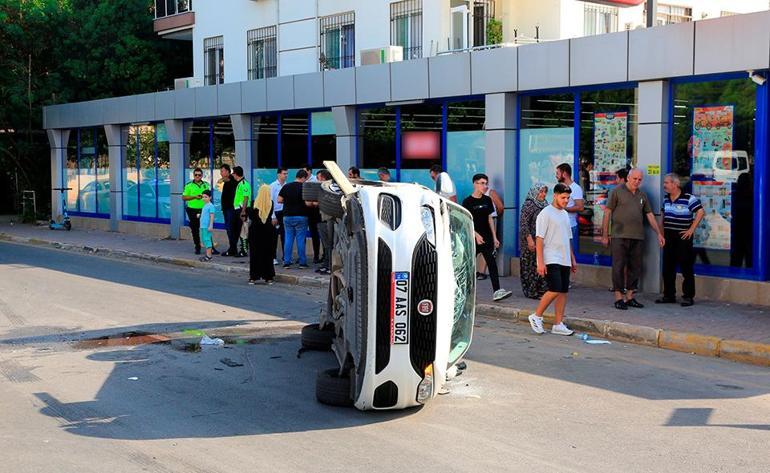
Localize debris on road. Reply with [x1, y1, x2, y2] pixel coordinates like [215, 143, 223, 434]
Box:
[220, 358, 244, 368]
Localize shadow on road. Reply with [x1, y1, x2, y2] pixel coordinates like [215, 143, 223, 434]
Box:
[33, 335, 410, 439]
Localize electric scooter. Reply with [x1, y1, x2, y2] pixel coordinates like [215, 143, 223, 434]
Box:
[50, 187, 72, 231]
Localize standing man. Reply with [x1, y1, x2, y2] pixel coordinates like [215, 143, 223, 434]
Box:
[278, 169, 311, 269]
[314, 170, 334, 274]
[227, 166, 251, 257]
[304, 165, 318, 182]
[270, 168, 288, 265]
[348, 167, 361, 179]
[656, 173, 705, 307]
[218, 164, 235, 256]
[555, 163, 584, 239]
[462, 174, 512, 302]
[182, 167, 210, 255]
[429, 164, 457, 202]
[601, 168, 665, 310]
[527, 183, 577, 336]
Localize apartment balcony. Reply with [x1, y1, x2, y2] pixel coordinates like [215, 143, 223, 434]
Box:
[154, 0, 194, 40]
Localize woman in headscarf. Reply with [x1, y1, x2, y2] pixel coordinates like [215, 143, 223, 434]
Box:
[247, 184, 276, 285]
[519, 183, 549, 299]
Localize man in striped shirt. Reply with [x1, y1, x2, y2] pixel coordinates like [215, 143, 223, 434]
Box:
[656, 173, 705, 307]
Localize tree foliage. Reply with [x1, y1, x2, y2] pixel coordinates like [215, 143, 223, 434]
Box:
[0, 0, 191, 212]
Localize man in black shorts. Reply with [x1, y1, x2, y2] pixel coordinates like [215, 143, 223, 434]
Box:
[528, 183, 577, 336]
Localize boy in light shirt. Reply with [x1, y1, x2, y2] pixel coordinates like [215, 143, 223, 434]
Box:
[528, 183, 577, 336]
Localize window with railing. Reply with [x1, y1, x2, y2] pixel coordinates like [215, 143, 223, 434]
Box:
[644, 4, 692, 25]
[319, 12, 355, 70]
[472, 0, 495, 47]
[390, 0, 423, 60]
[204, 36, 224, 86]
[584, 3, 619, 36]
[248, 26, 277, 80]
[155, 0, 192, 19]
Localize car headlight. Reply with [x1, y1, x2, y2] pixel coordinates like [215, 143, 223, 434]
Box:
[421, 206, 435, 245]
[416, 364, 434, 404]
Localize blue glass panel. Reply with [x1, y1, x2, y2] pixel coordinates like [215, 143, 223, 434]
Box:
[157, 168, 171, 219]
[360, 168, 396, 182]
[253, 168, 277, 187]
[96, 169, 111, 215]
[399, 169, 435, 190]
[518, 127, 574, 210]
[139, 168, 158, 219]
[122, 168, 139, 217]
[447, 130, 485, 202]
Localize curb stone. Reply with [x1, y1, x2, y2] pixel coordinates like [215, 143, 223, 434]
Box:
[0, 232, 326, 288]
[474, 303, 770, 367]
[3, 232, 769, 366]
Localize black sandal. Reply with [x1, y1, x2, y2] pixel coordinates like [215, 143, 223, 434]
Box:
[614, 300, 628, 310]
[655, 297, 676, 304]
[626, 298, 645, 309]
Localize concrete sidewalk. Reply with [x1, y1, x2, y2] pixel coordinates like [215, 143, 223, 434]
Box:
[1, 219, 769, 367]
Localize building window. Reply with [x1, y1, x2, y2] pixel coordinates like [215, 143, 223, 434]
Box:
[584, 3, 618, 36]
[155, 0, 192, 19]
[671, 78, 758, 274]
[122, 124, 170, 221]
[185, 119, 234, 225]
[472, 1, 495, 47]
[644, 4, 692, 25]
[65, 128, 110, 216]
[204, 36, 224, 85]
[390, 0, 423, 60]
[247, 26, 277, 80]
[319, 12, 355, 70]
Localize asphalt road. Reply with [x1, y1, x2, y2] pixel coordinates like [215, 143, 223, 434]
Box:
[1, 242, 769, 473]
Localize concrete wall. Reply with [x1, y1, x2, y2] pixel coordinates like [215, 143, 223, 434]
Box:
[45, 11, 770, 128]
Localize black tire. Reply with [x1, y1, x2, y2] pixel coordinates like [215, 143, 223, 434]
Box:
[319, 181, 344, 219]
[316, 368, 353, 407]
[301, 323, 334, 351]
[302, 181, 321, 201]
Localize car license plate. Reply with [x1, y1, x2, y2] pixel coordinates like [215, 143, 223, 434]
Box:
[391, 271, 409, 345]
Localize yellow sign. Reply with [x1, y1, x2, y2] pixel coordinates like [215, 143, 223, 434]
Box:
[647, 165, 660, 176]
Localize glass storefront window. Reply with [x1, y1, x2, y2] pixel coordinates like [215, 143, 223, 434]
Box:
[185, 119, 234, 224]
[671, 78, 758, 270]
[281, 113, 309, 171]
[123, 124, 169, 221]
[519, 93, 575, 218]
[446, 100, 485, 202]
[65, 128, 109, 216]
[578, 88, 638, 258]
[358, 107, 396, 180]
[400, 103, 442, 188]
[251, 114, 279, 186]
[311, 111, 336, 170]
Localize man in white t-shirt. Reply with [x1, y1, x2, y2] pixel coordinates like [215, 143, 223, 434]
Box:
[528, 183, 577, 336]
[555, 163, 584, 238]
[429, 164, 457, 202]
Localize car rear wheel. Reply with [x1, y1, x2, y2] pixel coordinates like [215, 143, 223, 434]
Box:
[302, 181, 321, 201]
[316, 368, 353, 407]
[319, 181, 344, 219]
[301, 323, 334, 351]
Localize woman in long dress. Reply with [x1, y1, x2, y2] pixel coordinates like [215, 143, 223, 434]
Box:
[247, 184, 276, 285]
[519, 183, 549, 299]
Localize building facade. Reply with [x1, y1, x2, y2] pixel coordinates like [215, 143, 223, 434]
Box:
[45, 3, 770, 299]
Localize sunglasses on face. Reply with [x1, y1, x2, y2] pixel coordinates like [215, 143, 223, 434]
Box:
[194, 173, 202, 177]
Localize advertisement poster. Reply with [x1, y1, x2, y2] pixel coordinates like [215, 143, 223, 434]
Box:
[692, 105, 734, 174]
[691, 105, 734, 250]
[590, 112, 628, 238]
[518, 127, 574, 209]
[593, 112, 628, 174]
[692, 180, 732, 249]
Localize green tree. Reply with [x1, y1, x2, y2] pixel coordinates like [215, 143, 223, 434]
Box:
[0, 0, 190, 214]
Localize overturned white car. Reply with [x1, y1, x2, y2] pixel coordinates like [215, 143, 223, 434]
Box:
[301, 163, 476, 410]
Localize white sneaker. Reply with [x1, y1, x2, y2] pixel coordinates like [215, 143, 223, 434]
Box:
[493, 289, 512, 302]
[273, 259, 279, 266]
[528, 314, 545, 334]
[551, 323, 574, 336]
